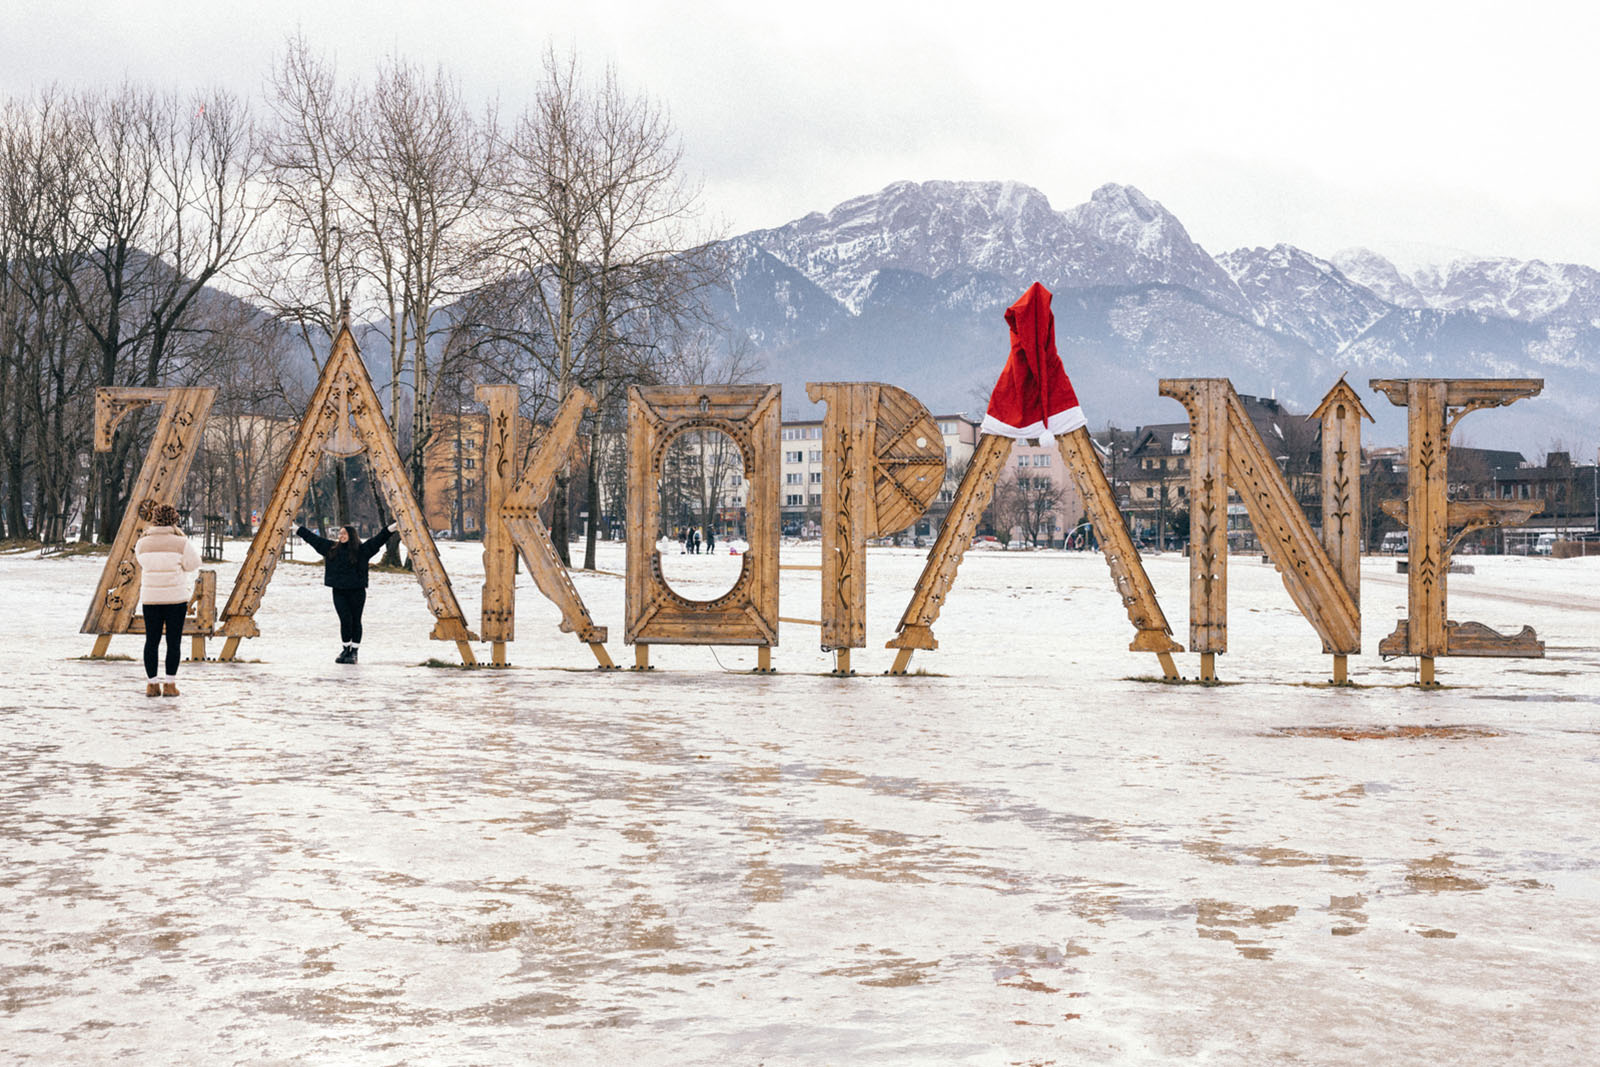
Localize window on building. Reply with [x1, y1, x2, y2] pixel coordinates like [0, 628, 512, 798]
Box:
[808, 427, 822, 439]
[809, 471, 821, 483]
[464, 457, 475, 469]
[464, 478, 475, 489]
[1018, 455, 1028, 467]
[809, 450, 821, 463]
[945, 445, 952, 460]
[786, 494, 804, 506]
[465, 515, 476, 530]
[786, 473, 802, 485]
[1145, 487, 1154, 498]
[809, 493, 821, 504]
[1177, 486, 1186, 498]
[785, 450, 803, 463]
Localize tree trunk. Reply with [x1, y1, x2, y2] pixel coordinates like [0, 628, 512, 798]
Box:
[367, 453, 400, 566]
[551, 475, 571, 566]
[582, 422, 601, 569]
[334, 460, 351, 524]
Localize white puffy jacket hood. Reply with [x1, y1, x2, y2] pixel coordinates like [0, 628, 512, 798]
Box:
[134, 525, 200, 606]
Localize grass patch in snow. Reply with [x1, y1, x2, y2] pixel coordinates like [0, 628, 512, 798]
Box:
[417, 658, 502, 670]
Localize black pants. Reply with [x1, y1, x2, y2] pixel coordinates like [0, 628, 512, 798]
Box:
[142, 602, 186, 679]
[332, 588, 367, 644]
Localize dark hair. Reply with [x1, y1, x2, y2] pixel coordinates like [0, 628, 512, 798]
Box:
[153, 504, 181, 527]
[332, 524, 361, 562]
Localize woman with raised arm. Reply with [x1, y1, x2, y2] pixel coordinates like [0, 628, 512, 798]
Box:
[296, 521, 399, 664]
[134, 501, 200, 697]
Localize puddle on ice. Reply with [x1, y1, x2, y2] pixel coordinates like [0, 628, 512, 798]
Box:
[1405, 854, 1488, 893]
[1194, 900, 1300, 959]
[1269, 724, 1505, 740]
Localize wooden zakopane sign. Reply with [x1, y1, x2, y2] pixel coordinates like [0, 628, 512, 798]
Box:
[806, 382, 944, 674]
[480, 384, 613, 668]
[477, 383, 519, 664]
[1311, 379, 1371, 618]
[625, 384, 781, 669]
[1053, 424, 1184, 677]
[884, 427, 1181, 678]
[82, 386, 217, 658]
[1160, 378, 1362, 682]
[216, 324, 479, 664]
[1371, 378, 1545, 684]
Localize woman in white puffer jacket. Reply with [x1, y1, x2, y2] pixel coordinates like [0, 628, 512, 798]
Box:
[133, 500, 200, 697]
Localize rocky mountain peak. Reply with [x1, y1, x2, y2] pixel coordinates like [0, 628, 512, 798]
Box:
[1330, 248, 1426, 308]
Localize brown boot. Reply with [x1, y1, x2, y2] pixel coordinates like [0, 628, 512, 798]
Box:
[162, 681, 180, 697]
[146, 681, 161, 698]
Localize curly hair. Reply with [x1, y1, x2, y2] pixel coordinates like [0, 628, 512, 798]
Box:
[137, 498, 161, 522]
[152, 504, 182, 527]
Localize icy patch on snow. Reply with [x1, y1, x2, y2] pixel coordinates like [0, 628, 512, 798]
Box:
[2, 544, 1598, 1062]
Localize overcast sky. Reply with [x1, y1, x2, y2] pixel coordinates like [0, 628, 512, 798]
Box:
[6, 0, 1598, 269]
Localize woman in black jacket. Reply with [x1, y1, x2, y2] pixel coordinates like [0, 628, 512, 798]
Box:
[296, 521, 398, 663]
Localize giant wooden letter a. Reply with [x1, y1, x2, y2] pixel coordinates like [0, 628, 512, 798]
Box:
[216, 324, 479, 663]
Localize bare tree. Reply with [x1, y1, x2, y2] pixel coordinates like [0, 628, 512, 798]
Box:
[995, 468, 1065, 546]
[352, 54, 497, 504]
[256, 33, 360, 350]
[38, 83, 264, 541]
[489, 46, 719, 569]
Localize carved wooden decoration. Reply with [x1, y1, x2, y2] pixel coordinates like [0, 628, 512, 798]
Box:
[1371, 378, 1545, 684]
[625, 385, 780, 668]
[216, 324, 479, 663]
[83, 386, 216, 656]
[1055, 426, 1183, 679]
[886, 434, 1011, 673]
[476, 384, 519, 666]
[492, 385, 614, 668]
[1161, 379, 1361, 682]
[1311, 378, 1373, 683]
[888, 428, 1182, 678]
[807, 382, 945, 673]
[119, 568, 217, 659]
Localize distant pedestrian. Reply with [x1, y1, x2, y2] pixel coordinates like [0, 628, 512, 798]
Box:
[705, 527, 715, 553]
[296, 521, 398, 664]
[690, 528, 700, 554]
[134, 500, 200, 697]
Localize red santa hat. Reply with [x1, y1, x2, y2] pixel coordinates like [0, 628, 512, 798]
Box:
[980, 282, 1085, 444]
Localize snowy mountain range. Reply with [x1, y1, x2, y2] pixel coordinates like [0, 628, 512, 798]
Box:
[711, 180, 1599, 453]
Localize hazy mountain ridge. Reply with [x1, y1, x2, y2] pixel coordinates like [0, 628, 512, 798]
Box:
[718, 180, 1598, 451]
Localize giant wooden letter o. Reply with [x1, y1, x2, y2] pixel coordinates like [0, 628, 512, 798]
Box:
[625, 385, 781, 648]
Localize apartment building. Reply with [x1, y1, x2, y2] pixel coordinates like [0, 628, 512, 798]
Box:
[779, 413, 984, 539]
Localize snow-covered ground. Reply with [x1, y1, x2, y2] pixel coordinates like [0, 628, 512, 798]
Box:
[1, 539, 1597, 1065]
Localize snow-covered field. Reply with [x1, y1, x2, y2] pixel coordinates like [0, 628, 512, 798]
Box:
[2, 539, 1597, 1065]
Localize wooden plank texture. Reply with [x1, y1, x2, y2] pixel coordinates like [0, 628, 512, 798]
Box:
[1372, 377, 1544, 666]
[625, 385, 781, 648]
[494, 386, 608, 652]
[475, 385, 520, 645]
[808, 382, 945, 652]
[1055, 425, 1181, 659]
[82, 386, 216, 643]
[886, 433, 1011, 658]
[217, 325, 478, 658]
